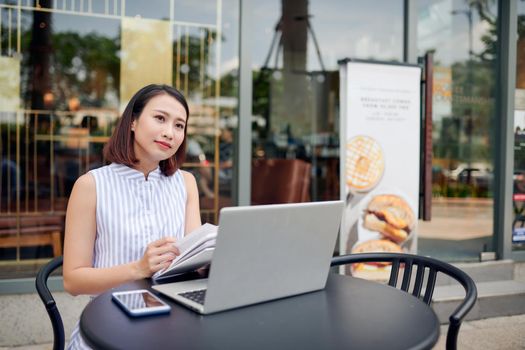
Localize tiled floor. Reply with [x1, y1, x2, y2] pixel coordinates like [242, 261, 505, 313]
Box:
[1, 345, 52, 350]
[433, 314, 525, 350]
[418, 198, 494, 262]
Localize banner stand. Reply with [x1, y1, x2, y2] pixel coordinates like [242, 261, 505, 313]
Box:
[339, 58, 423, 280]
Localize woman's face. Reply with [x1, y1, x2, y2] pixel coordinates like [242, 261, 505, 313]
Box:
[131, 93, 187, 168]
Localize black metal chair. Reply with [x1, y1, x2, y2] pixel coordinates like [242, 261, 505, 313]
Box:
[331, 253, 477, 350]
[35, 256, 65, 350]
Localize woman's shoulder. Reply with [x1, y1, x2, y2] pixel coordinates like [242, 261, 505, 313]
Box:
[179, 169, 197, 182]
[68, 173, 96, 214]
[71, 173, 96, 199]
[179, 169, 196, 181]
[178, 169, 197, 187]
[74, 172, 96, 189]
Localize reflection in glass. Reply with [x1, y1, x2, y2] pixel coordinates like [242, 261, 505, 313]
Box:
[0, 6, 121, 275]
[251, 0, 403, 204]
[120, 17, 173, 110]
[417, 0, 497, 261]
[0, 0, 239, 279]
[512, 2, 525, 250]
[124, 0, 171, 21]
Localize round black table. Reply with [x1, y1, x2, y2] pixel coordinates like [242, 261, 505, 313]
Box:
[80, 273, 440, 350]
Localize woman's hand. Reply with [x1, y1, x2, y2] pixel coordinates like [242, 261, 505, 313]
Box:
[134, 237, 180, 279]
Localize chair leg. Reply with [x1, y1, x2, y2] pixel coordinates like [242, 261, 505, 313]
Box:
[51, 231, 62, 257]
[48, 304, 65, 350]
[446, 322, 460, 350]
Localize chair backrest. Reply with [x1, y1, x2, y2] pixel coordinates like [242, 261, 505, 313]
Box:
[251, 159, 311, 205]
[35, 256, 65, 350]
[331, 252, 477, 350]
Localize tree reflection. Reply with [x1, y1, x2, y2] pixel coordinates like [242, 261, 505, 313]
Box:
[432, 1, 498, 198]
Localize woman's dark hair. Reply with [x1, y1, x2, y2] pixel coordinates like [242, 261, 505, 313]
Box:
[104, 84, 189, 176]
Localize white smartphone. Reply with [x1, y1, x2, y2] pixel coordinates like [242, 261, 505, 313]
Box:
[112, 289, 171, 317]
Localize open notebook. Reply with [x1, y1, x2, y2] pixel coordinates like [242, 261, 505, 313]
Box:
[153, 223, 217, 282]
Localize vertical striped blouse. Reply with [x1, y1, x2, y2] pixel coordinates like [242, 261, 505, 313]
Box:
[67, 163, 187, 349]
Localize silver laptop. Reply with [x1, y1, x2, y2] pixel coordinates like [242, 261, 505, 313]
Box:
[152, 200, 344, 314]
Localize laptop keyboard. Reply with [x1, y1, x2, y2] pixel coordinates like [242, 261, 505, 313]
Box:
[179, 289, 207, 305]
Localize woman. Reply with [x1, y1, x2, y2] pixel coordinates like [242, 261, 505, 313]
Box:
[63, 84, 201, 349]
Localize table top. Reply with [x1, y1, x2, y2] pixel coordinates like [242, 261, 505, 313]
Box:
[80, 273, 440, 350]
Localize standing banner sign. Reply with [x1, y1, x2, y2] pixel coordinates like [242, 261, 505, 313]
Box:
[339, 59, 422, 280]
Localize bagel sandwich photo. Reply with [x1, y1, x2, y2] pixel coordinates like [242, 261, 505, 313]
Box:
[350, 239, 403, 280]
[362, 194, 415, 243]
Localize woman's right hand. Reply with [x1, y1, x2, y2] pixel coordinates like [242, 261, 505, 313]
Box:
[134, 237, 180, 279]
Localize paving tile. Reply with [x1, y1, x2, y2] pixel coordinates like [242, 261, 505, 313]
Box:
[433, 315, 525, 350]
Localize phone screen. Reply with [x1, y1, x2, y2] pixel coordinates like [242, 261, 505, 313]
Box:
[114, 291, 164, 310]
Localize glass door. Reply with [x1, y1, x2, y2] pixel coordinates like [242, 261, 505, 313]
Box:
[417, 0, 498, 261]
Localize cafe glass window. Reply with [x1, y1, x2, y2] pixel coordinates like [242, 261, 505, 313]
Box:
[250, 0, 403, 205]
[417, 0, 498, 261]
[512, 1, 525, 250]
[0, 0, 238, 279]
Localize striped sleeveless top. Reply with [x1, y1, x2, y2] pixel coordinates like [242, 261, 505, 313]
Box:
[67, 163, 187, 349]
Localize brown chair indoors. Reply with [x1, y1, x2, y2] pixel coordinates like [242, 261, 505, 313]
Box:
[0, 214, 64, 257]
[251, 159, 311, 205]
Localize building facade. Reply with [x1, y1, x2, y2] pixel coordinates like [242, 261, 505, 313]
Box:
[0, 0, 523, 293]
